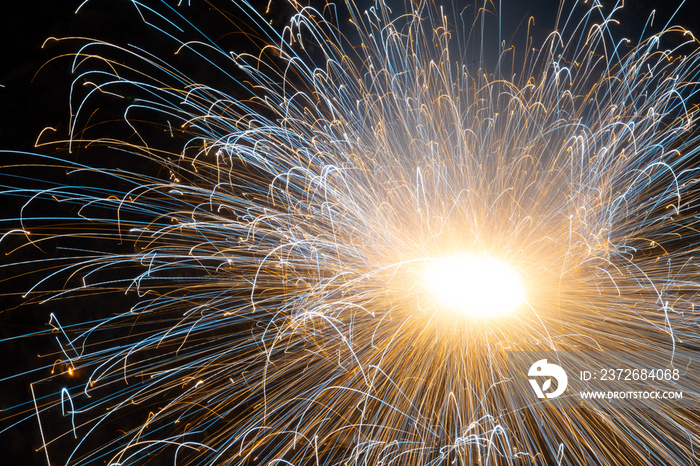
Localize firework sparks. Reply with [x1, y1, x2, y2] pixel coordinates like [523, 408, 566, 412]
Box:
[2, 0, 700, 464]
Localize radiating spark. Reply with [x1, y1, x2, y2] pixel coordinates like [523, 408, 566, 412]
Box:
[2, 0, 700, 465]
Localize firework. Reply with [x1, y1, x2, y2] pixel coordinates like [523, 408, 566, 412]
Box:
[2, 0, 700, 464]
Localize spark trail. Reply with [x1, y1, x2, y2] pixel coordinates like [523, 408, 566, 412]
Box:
[2, 0, 700, 464]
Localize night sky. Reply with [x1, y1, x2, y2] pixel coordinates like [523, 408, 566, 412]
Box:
[2, 1, 700, 464]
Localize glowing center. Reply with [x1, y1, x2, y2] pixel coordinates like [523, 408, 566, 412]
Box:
[423, 254, 525, 318]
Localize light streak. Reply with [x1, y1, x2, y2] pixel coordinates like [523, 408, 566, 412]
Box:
[2, 0, 700, 465]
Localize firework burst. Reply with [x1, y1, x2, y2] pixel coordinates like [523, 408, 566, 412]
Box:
[2, 0, 700, 464]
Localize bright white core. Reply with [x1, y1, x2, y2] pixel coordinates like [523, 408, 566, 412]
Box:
[423, 254, 525, 318]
